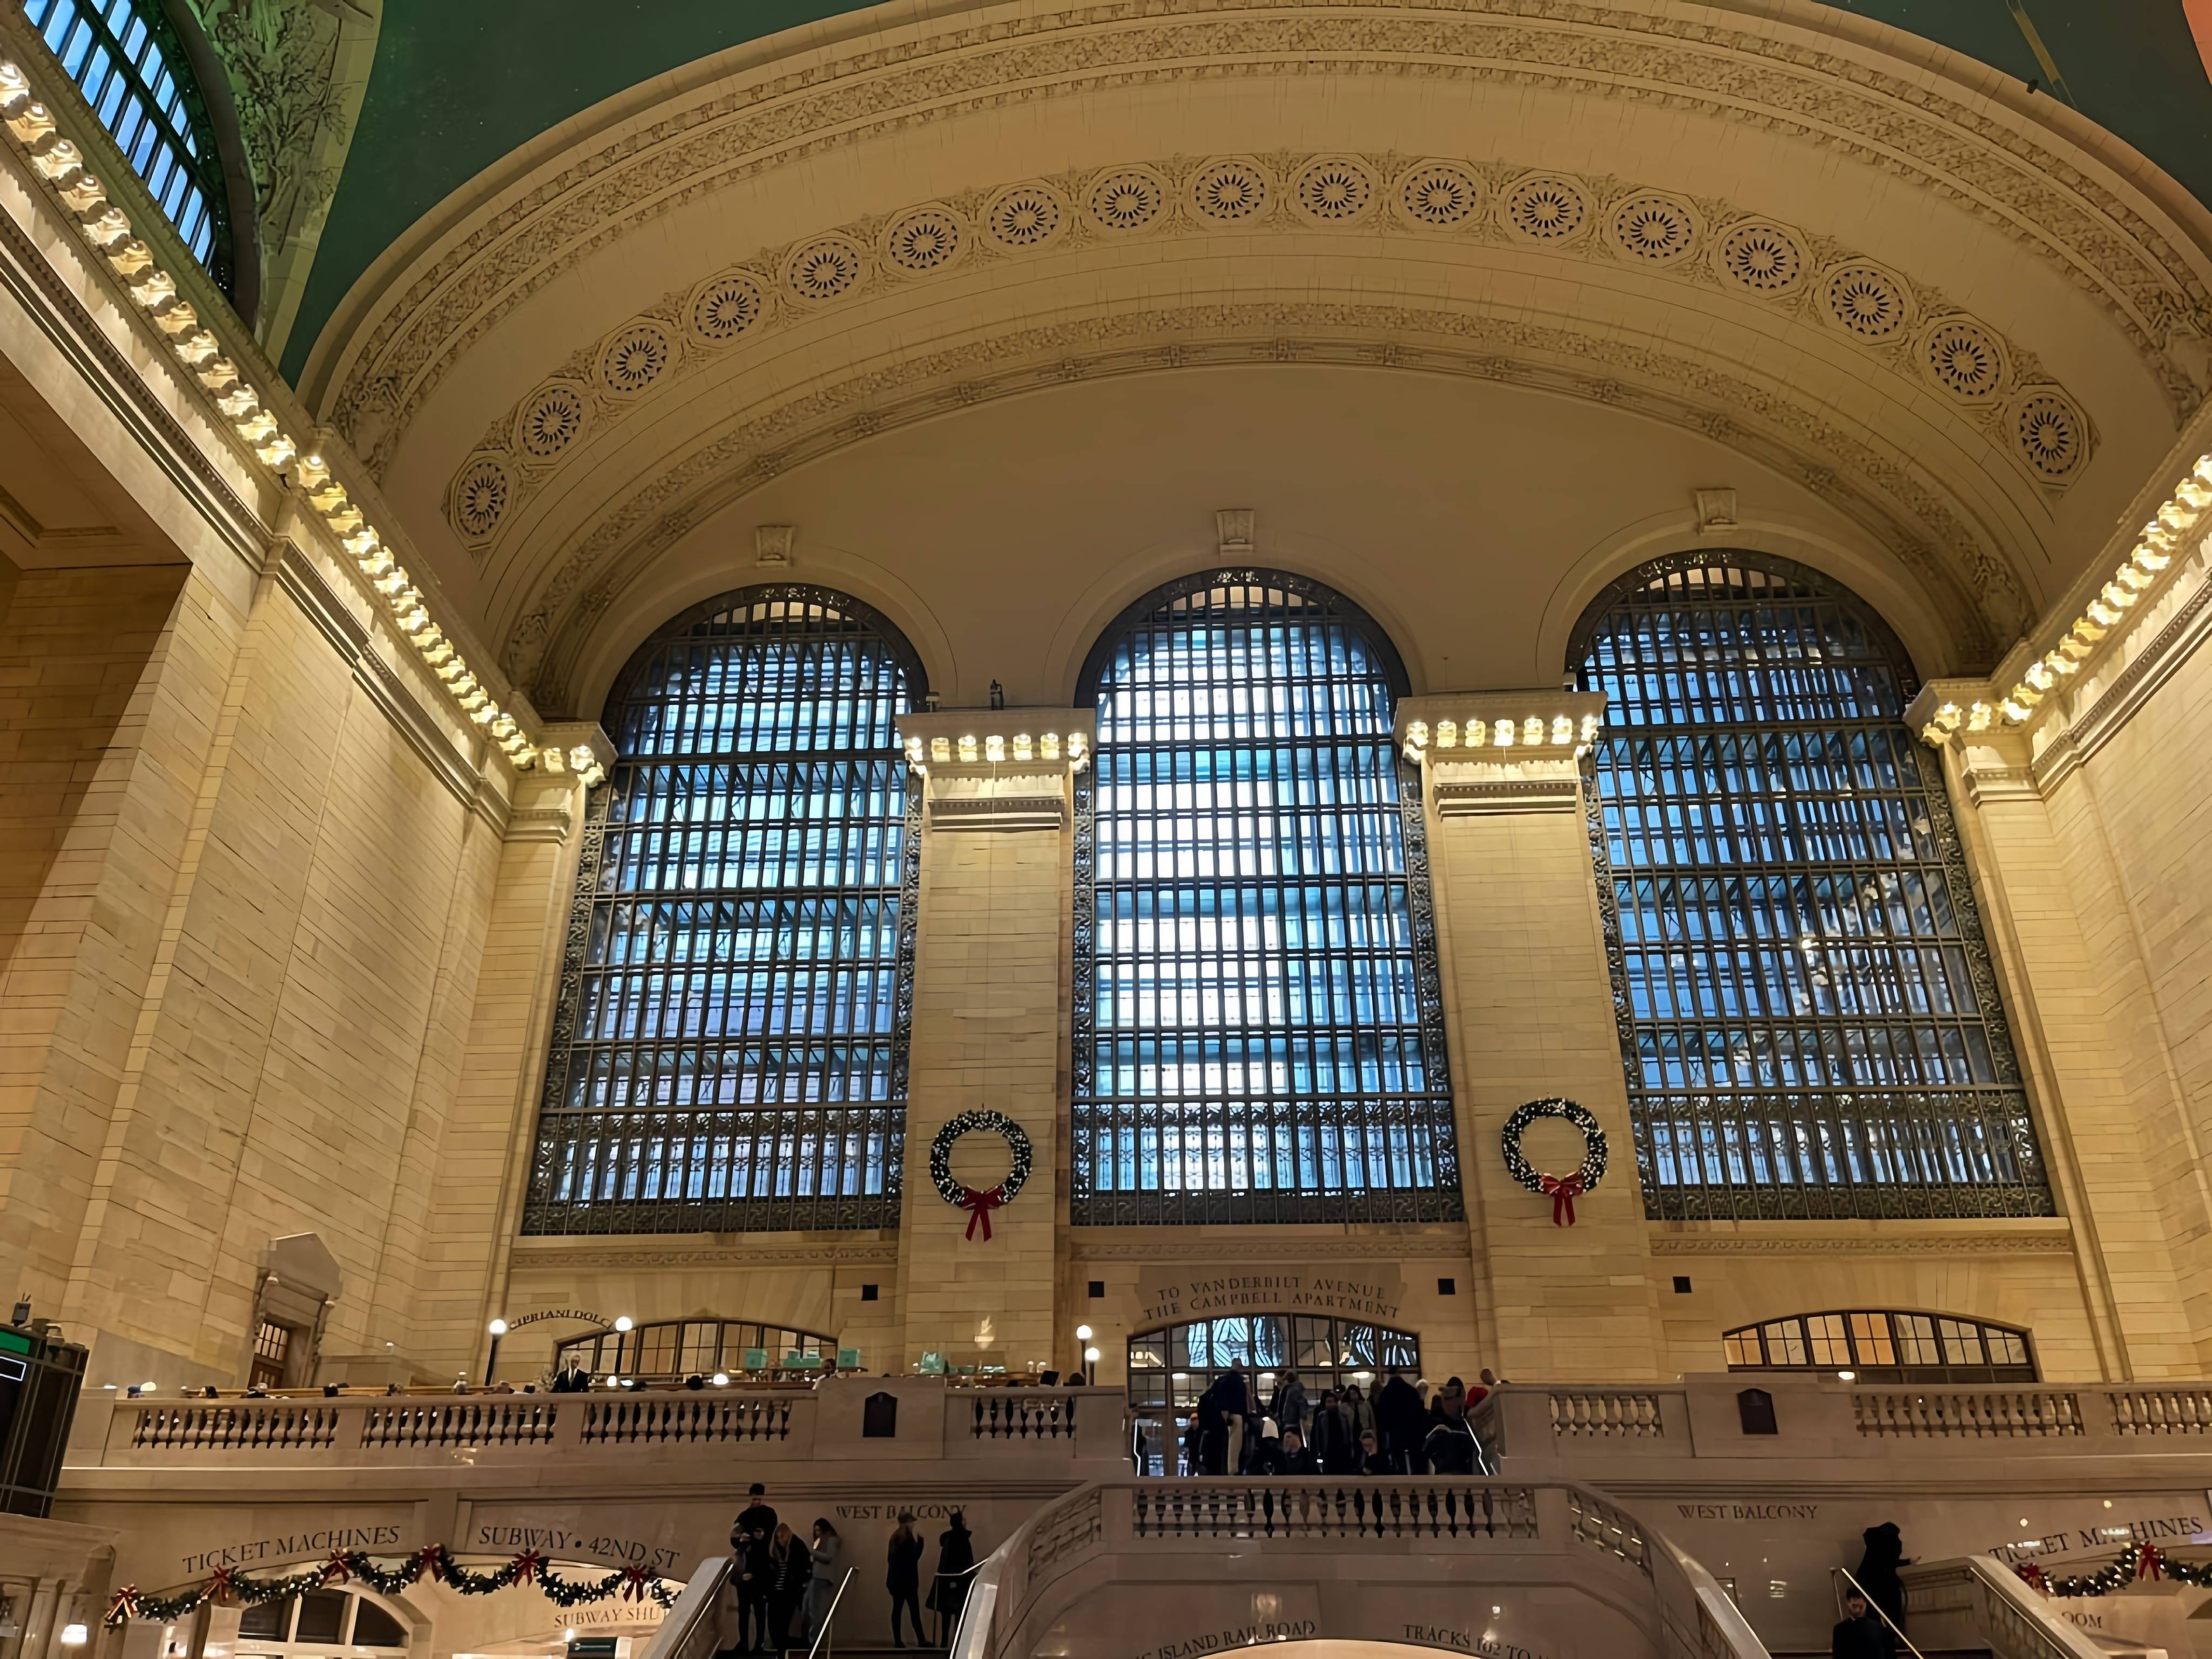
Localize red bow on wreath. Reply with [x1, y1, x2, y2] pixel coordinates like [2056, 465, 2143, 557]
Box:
[512, 1550, 545, 1586]
[2137, 1545, 2165, 1582]
[106, 1587, 140, 1626]
[958, 1184, 1006, 1242]
[622, 1564, 652, 1602]
[417, 1544, 448, 1583]
[1539, 1171, 1586, 1226]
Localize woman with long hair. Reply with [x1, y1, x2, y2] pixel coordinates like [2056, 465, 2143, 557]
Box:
[803, 1519, 841, 1642]
[767, 1522, 809, 1653]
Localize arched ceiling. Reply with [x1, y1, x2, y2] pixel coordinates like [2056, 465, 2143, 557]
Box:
[281, 0, 2212, 387]
[288, 0, 2212, 719]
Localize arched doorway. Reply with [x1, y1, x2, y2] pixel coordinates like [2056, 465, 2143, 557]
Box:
[1127, 1312, 1420, 1473]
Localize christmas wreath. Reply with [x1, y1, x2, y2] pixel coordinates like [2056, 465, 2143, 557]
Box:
[929, 1109, 1033, 1240]
[1501, 1098, 1608, 1226]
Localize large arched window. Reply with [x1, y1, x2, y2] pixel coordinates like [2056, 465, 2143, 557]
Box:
[25, 0, 233, 287]
[1072, 570, 1460, 1225]
[524, 588, 925, 1235]
[1573, 554, 2049, 1220]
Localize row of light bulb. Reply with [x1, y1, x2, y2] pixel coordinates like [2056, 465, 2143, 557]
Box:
[904, 731, 1091, 769]
[1402, 712, 1602, 761]
[0, 56, 581, 784]
[1924, 452, 2207, 740]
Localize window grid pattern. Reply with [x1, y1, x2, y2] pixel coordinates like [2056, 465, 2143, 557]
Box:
[524, 588, 923, 1235]
[25, 0, 227, 276]
[555, 1318, 834, 1382]
[1072, 570, 1461, 1225]
[1575, 554, 2050, 1220]
[1723, 1310, 2034, 1383]
[1127, 1315, 1422, 1414]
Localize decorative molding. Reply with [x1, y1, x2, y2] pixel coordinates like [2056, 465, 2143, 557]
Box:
[1432, 775, 1582, 815]
[1076, 1235, 1472, 1260]
[319, 0, 2212, 478]
[508, 301, 2020, 710]
[1964, 764, 2041, 807]
[0, 177, 266, 573]
[508, 1240, 902, 1269]
[927, 794, 1068, 832]
[505, 805, 574, 844]
[274, 543, 503, 828]
[1646, 1231, 2074, 1256]
[444, 151, 2091, 554]
[2038, 557, 2212, 791]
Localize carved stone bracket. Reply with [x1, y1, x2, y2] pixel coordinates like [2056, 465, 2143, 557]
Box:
[1398, 690, 1608, 815]
[899, 706, 1098, 833]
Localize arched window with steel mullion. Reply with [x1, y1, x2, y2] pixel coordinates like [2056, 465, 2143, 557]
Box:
[525, 585, 926, 1235]
[1072, 569, 1461, 1225]
[23, 0, 245, 297]
[1572, 551, 2051, 1220]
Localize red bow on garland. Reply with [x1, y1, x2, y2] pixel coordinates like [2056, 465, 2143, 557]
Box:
[207, 1566, 238, 1605]
[2137, 1545, 2165, 1582]
[417, 1544, 448, 1583]
[621, 1564, 652, 1602]
[958, 1184, 1006, 1242]
[512, 1550, 545, 1586]
[1539, 1171, 1587, 1226]
[2016, 1563, 2047, 1594]
[321, 1552, 352, 1585]
[106, 1587, 140, 1626]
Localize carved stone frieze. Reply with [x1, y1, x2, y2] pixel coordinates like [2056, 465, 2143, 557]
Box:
[503, 299, 2023, 711]
[442, 152, 2093, 554]
[1645, 1231, 2074, 1256]
[319, 0, 2212, 478]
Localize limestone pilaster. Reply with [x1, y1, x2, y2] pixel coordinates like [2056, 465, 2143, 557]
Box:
[1396, 691, 1658, 1379]
[893, 707, 1094, 1374]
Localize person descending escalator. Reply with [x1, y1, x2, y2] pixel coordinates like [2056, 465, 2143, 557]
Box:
[928, 1510, 977, 1645]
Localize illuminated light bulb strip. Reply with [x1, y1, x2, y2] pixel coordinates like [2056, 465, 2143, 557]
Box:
[1401, 711, 1602, 763]
[0, 53, 549, 776]
[902, 731, 1090, 773]
[1920, 451, 2204, 744]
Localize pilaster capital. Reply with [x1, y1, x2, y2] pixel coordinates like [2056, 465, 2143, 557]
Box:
[1395, 691, 1606, 815]
[897, 706, 1097, 832]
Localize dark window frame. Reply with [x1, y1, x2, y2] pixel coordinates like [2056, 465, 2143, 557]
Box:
[1571, 551, 2051, 1222]
[523, 584, 926, 1236]
[1722, 1308, 2038, 1384]
[1070, 568, 1461, 1225]
[23, 0, 237, 291]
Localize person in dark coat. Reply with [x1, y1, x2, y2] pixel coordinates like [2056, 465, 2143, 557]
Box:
[1832, 1591, 1892, 1658]
[927, 1510, 977, 1645]
[1423, 1397, 1479, 1474]
[1375, 1370, 1424, 1472]
[1196, 1372, 1242, 1475]
[1277, 1427, 1320, 1475]
[767, 1523, 810, 1652]
[732, 1483, 778, 1651]
[887, 1512, 925, 1647]
[1271, 1372, 1310, 1444]
[550, 1355, 591, 1392]
[1856, 1523, 1910, 1637]
[1358, 1429, 1392, 1474]
[1312, 1389, 1358, 1474]
[1247, 1420, 1285, 1475]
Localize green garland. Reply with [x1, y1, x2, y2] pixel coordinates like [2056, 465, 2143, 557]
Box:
[2020, 1543, 2212, 1597]
[108, 1546, 678, 1626]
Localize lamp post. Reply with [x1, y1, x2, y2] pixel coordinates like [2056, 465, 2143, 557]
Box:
[1075, 1324, 1092, 1377]
[485, 1318, 508, 1385]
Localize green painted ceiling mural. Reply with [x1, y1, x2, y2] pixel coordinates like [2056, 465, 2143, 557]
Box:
[279, 0, 2212, 385]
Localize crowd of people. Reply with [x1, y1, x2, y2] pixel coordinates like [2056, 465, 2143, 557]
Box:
[1169, 1366, 1505, 1476]
[720, 1483, 979, 1655]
